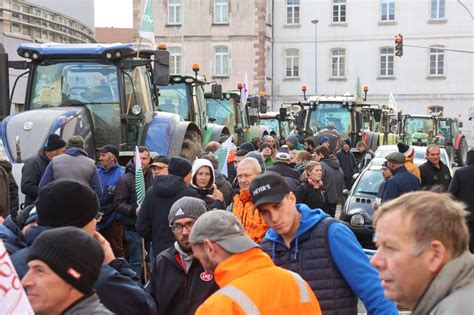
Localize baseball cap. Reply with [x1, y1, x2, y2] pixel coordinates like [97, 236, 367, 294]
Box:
[151, 155, 170, 168]
[96, 144, 119, 159]
[189, 210, 259, 254]
[249, 171, 290, 210]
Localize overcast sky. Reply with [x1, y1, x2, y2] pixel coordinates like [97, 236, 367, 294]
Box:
[95, 0, 133, 28]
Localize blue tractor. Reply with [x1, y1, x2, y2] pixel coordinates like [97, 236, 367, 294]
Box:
[0, 42, 205, 164]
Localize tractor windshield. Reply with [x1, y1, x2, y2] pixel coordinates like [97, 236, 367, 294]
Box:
[403, 117, 435, 136]
[158, 83, 190, 120]
[309, 103, 350, 134]
[260, 118, 279, 135]
[207, 98, 235, 127]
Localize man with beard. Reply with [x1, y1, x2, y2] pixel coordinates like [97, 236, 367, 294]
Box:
[146, 197, 218, 315]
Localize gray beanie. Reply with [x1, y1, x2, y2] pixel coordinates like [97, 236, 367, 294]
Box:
[244, 151, 266, 173]
[168, 196, 207, 225]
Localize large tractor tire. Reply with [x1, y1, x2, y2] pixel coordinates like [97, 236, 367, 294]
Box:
[168, 122, 203, 162]
[455, 137, 468, 166]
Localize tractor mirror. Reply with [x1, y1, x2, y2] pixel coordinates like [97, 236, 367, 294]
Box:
[374, 109, 382, 122]
[249, 97, 258, 108]
[211, 84, 222, 99]
[279, 107, 287, 120]
[259, 98, 267, 114]
[458, 121, 463, 128]
[153, 50, 170, 86]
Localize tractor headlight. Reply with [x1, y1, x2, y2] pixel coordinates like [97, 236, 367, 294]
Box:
[131, 105, 142, 115]
[350, 214, 365, 228]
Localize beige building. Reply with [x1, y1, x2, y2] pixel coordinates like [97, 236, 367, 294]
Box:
[133, 0, 272, 94]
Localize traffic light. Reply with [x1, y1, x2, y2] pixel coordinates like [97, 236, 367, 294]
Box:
[395, 34, 403, 57]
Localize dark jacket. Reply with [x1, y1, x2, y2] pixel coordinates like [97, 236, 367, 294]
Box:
[295, 181, 328, 211]
[11, 225, 157, 315]
[419, 160, 451, 191]
[97, 162, 125, 230]
[261, 204, 398, 315]
[215, 173, 233, 206]
[39, 147, 103, 198]
[21, 149, 50, 206]
[382, 166, 421, 202]
[449, 150, 474, 223]
[0, 160, 19, 219]
[147, 245, 219, 315]
[62, 292, 113, 314]
[267, 162, 300, 192]
[136, 175, 199, 256]
[0, 215, 25, 254]
[320, 157, 345, 204]
[113, 161, 153, 228]
[336, 149, 356, 180]
[358, 149, 374, 171]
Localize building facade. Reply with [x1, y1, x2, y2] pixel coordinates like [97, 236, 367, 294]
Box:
[273, 0, 473, 140]
[133, 0, 272, 94]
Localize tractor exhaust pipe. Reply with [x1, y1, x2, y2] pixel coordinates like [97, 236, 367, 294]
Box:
[0, 44, 11, 119]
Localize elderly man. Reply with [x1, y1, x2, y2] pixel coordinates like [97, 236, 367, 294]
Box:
[252, 172, 398, 315]
[22, 227, 112, 314]
[381, 152, 420, 202]
[267, 147, 300, 191]
[189, 210, 322, 314]
[371, 191, 474, 314]
[21, 134, 66, 206]
[232, 157, 268, 243]
[38, 135, 102, 198]
[147, 197, 218, 315]
[419, 144, 451, 190]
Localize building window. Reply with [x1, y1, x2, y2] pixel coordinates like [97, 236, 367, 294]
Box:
[430, 0, 445, 19]
[428, 105, 444, 115]
[380, 47, 394, 76]
[214, 46, 229, 76]
[286, 0, 300, 25]
[381, 0, 395, 21]
[332, 0, 346, 23]
[331, 49, 346, 78]
[168, 0, 182, 25]
[429, 47, 444, 76]
[169, 47, 182, 75]
[214, 0, 228, 24]
[285, 49, 299, 78]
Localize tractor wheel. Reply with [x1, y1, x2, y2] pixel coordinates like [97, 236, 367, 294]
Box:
[181, 129, 203, 162]
[455, 137, 468, 166]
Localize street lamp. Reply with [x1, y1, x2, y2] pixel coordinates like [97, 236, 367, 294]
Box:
[311, 19, 319, 95]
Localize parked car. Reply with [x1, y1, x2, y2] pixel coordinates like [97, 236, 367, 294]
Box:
[340, 144, 452, 249]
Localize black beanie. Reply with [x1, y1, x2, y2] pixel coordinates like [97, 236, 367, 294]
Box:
[240, 142, 255, 152]
[168, 157, 192, 178]
[45, 134, 66, 152]
[36, 180, 99, 228]
[27, 227, 104, 294]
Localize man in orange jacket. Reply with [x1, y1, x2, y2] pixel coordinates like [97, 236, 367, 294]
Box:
[189, 210, 321, 315]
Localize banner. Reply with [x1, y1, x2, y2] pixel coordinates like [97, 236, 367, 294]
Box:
[215, 136, 233, 177]
[135, 146, 146, 207]
[139, 0, 155, 45]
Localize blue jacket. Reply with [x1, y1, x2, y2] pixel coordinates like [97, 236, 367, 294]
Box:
[11, 225, 157, 315]
[382, 166, 420, 202]
[261, 204, 397, 315]
[0, 216, 25, 254]
[97, 163, 125, 230]
[39, 147, 103, 198]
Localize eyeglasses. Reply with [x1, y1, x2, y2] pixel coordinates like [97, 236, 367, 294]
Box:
[170, 221, 195, 233]
[95, 212, 104, 222]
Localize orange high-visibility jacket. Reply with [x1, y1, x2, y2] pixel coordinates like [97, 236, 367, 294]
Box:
[232, 190, 268, 243]
[195, 248, 322, 315]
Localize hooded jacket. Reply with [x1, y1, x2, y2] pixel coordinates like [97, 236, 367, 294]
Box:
[97, 162, 125, 230]
[113, 160, 153, 227]
[231, 190, 269, 243]
[21, 149, 50, 206]
[135, 174, 200, 256]
[191, 159, 225, 209]
[195, 248, 322, 315]
[320, 156, 345, 204]
[449, 149, 474, 223]
[11, 225, 157, 315]
[261, 204, 398, 315]
[412, 251, 474, 315]
[39, 147, 102, 198]
[267, 161, 300, 192]
[0, 160, 19, 219]
[0, 215, 25, 254]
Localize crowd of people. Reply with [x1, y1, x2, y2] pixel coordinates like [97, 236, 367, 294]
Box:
[0, 132, 473, 314]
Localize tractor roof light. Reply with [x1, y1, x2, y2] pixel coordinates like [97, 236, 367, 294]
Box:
[301, 85, 307, 92]
[105, 52, 113, 59]
[363, 86, 369, 93]
[192, 63, 200, 72]
[172, 76, 183, 82]
[158, 42, 167, 50]
[131, 104, 142, 115]
[259, 91, 265, 97]
[114, 51, 122, 58]
[237, 82, 243, 90]
[31, 52, 39, 60]
[23, 51, 30, 58]
[185, 77, 195, 83]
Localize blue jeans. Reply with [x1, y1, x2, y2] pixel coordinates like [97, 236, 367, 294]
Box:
[124, 229, 142, 281]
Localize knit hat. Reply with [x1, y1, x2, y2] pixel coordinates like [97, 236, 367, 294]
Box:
[189, 210, 259, 253]
[27, 227, 104, 294]
[343, 139, 351, 147]
[168, 156, 192, 178]
[36, 180, 99, 228]
[240, 142, 255, 152]
[320, 136, 330, 145]
[66, 135, 85, 149]
[287, 135, 299, 145]
[45, 134, 66, 152]
[397, 142, 414, 157]
[168, 196, 207, 225]
[244, 151, 266, 173]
